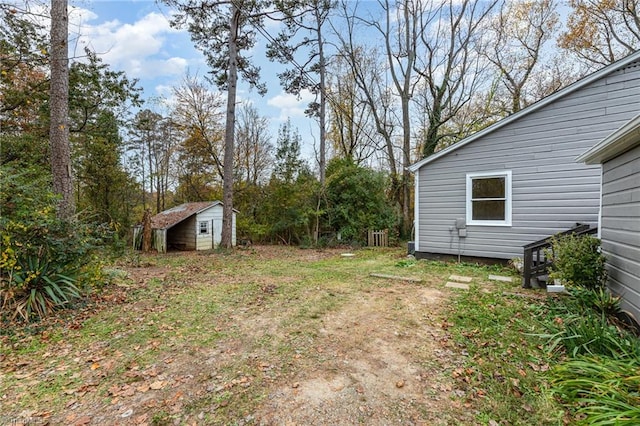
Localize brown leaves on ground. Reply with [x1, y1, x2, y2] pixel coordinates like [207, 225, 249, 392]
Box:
[1, 246, 476, 425]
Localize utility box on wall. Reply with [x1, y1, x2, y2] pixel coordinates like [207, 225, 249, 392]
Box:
[455, 218, 467, 238]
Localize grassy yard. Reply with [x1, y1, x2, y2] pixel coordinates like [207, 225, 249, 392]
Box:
[0, 246, 567, 425]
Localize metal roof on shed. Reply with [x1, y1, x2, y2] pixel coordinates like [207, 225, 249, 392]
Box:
[151, 201, 222, 230]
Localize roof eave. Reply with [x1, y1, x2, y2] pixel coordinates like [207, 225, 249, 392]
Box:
[577, 114, 640, 164]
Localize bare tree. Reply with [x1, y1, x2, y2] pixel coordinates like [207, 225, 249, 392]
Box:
[414, 0, 499, 156]
[483, 0, 560, 114]
[172, 75, 226, 181]
[369, 0, 421, 236]
[50, 0, 74, 219]
[335, 1, 408, 234]
[325, 54, 378, 165]
[560, 0, 640, 66]
[234, 102, 273, 186]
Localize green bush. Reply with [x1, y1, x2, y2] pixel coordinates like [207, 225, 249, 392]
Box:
[569, 287, 622, 317]
[325, 158, 397, 244]
[0, 165, 105, 321]
[546, 234, 607, 290]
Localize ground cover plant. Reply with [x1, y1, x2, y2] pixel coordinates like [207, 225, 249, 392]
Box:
[0, 246, 592, 425]
[540, 288, 640, 425]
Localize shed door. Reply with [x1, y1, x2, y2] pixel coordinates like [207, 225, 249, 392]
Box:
[213, 218, 223, 247]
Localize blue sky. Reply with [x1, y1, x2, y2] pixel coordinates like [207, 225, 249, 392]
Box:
[69, 0, 320, 157]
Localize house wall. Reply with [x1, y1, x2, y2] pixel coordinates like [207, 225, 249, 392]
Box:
[415, 60, 640, 260]
[601, 144, 640, 321]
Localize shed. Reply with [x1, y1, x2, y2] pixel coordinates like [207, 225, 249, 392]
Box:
[147, 201, 236, 253]
[577, 114, 640, 322]
[408, 50, 640, 262]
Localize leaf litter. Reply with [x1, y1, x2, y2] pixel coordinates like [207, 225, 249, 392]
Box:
[1, 246, 478, 425]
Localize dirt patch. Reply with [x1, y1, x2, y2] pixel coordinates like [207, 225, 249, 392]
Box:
[255, 285, 467, 425]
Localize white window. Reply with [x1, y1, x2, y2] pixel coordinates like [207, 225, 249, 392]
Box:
[199, 221, 209, 234]
[466, 171, 512, 226]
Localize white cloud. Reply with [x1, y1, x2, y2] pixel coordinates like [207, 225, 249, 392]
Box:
[267, 89, 315, 120]
[72, 9, 192, 80]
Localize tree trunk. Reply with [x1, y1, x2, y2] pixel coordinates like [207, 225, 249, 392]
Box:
[318, 20, 326, 186]
[221, 5, 240, 249]
[142, 209, 152, 253]
[50, 0, 75, 220]
[315, 17, 327, 244]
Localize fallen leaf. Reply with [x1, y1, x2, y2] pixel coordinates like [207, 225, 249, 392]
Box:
[134, 413, 149, 424]
[90, 362, 100, 370]
[150, 380, 166, 390]
[74, 416, 91, 426]
[122, 386, 136, 397]
[395, 380, 405, 388]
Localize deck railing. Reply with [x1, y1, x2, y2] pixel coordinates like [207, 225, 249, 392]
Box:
[522, 224, 597, 288]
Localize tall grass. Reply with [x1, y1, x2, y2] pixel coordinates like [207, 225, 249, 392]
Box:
[552, 356, 640, 425]
[538, 286, 640, 425]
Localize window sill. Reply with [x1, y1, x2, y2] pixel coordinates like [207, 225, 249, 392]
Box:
[467, 221, 512, 227]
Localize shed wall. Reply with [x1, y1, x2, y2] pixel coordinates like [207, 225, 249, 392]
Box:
[601, 144, 640, 321]
[169, 216, 197, 250]
[195, 205, 223, 250]
[194, 206, 236, 250]
[415, 60, 640, 259]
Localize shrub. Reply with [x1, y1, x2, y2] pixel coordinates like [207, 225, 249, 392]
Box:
[325, 158, 397, 244]
[569, 287, 621, 317]
[546, 234, 607, 290]
[0, 165, 105, 321]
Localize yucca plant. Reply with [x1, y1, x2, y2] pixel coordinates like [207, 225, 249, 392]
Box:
[552, 356, 640, 425]
[7, 254, 80, 321]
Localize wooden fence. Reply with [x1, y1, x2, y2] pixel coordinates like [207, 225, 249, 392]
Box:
[368, 229, 389, 247]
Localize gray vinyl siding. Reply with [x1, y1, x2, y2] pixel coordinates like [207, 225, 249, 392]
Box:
[416, 60, 640, 260]
[601, 144, 640, 320]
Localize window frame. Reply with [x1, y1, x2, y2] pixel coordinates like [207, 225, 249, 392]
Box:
[466, 170, 512, 227]
[199, 220, 209, 235]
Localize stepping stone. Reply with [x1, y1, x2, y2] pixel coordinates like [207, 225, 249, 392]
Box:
[445, 282, 470, 290]
[488, 275, 513, 282]
[449, 275, 472, 283]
